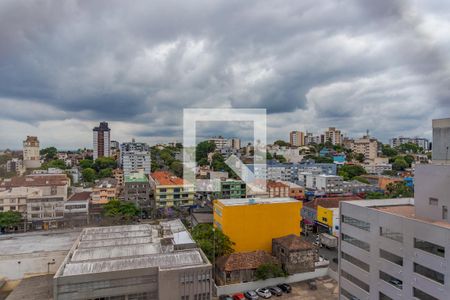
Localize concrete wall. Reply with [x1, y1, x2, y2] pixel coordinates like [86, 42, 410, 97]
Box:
[432, 118, 450, 163]
[214, 267, 328, 296]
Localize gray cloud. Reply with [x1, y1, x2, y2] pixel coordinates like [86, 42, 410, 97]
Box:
[0, 0, 449, 148]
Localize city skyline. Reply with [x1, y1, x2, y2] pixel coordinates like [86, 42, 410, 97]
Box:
[1, 1, 450, 149]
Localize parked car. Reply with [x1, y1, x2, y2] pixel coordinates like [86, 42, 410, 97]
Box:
[256, 287, 271, 299]
[244, 290, 259, 299]
[219, 295, 233, 300]
[276, 283, 292, 293]
[233, 293, 246, 300]
[268, 286, 283, 296]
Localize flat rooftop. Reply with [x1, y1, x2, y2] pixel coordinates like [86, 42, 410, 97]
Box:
[344, 198, 450, 229]
[216, 197, 300, 206]
[56, 221, 207, 278]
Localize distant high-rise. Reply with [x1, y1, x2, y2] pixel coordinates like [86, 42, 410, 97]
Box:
[432, 118, 450, 164]
[120, 140, 151, 176]
[324, 127, 342, 145]
[93, 122, 111, 160]
[23, 136, 41, 169]
[289, 131, 304, 146]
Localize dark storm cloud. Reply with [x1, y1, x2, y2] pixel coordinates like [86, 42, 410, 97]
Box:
[0, 0, 449, 147]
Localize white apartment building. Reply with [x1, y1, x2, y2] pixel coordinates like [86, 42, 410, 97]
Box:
[23, 136, 41, 169]
[363, 163, 393, 175]
[120, 140, 151, 176]
[339, 164, 450, 300]
[208, 136, 228, 150]
[6, 158, 25, 175]
[227, 138, 241, 150]
[306, 174, 344, 194]
[325, 127, 342, 145]
[390, 137, 430, 151]
[351, 136, 380, 161]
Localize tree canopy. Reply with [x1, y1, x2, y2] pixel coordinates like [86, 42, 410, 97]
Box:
[392, 157, 409, 171]
[40, 147, 58, 160]
[191, 224, 234, 262]
[338, 164, 367, 180]
[196, 141, 216, 163]
[41, 159, 67, 170]
[381, 145, 398, 157]
[93, 157, 117, 171]
[255, 263, 287, 280]
[0, 211, 22, 229]
[82, 168, 96, 182]
[103, 199, 139, 221]
[273, 140, 290, 147]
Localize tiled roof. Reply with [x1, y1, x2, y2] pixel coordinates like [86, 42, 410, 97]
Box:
[273, 234, 314, 251]
[151, 171, 184, 185]
[266, 181, 289, 188]
[216, 250, 278, 272]
[0, 174, 68, 188]
[68, 192, 91, 202]
[303, 196, 362, 210]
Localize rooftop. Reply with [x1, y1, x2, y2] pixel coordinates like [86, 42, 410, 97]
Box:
[216, 197, 300, 207]
[216, 250, 277, 272]
[151, 171, 185, 186]
[68, 191, 91, 202]
[273, 234, 315, 251]
[124, 173, 148, 183]
[304, 196, 362, 210]
[55, 220, 207, 278]
[0, 174, 68, 188]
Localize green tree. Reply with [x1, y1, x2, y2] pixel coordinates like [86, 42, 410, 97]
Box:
[266, 152, 273, 160]
[41, 159, 67, 170]
[170, 160, 184, 178]
[314, 156, 334, 163]
[382, 170, 398, 176]
[273, 140, 290, 147]
[274, 154, 287, 163]
[0, 211, 22, 230]
[211, 153, 237, 178]
[82, 168, 97, 182]
[404, 155, 415, 167]
[386, 182, 413, 198]
[397, 142, 421, 154]
[365, 191, 387, 199]
[355, 153, 365, 163]
[196, 141, 216, 163]
[79, 159, 94, 169]
[93, 157, 117, 171]
[40, 147, 58, 160]
[382, 145, 398, 157]
[191, 224, 234, 262]
[338, 164, 367, 180]
[392, 157, 408, 171]
[98, 168, 113, 178]
[255, 263, 287, 280]
[354, 176, 370, 184]
[103, 199, 139, 221]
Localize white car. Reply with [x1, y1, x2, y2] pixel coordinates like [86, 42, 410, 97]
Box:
[256, 288, 272, 299]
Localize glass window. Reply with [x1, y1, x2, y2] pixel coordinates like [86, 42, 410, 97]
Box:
[414, 238, 445, 258]
[379, 292, 393, 300]
[380, 249, 403, 266]
[342, 215, 370, 231]
[379, 271, 402, 290]
[379, 226, 403, 243]
[341, 252, 370, 272]
[341, 288, 359, 300]
[414, 263, 444, 285]
[442, 206, 448, 220]
[429, 197, 438, 206]
[413, 288, 439, 300]
[342, 233, 370, 251]
[341, 270, 369, 292]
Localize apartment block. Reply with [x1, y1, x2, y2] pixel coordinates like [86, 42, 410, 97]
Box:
[351, 136, 380, 161]
[325, 127, 342, 145]
[266, 180, 290, 198]
[218, 179, 246, 199]
[124, 171, 153, 211]
[213, 197, 302, 252]
[305, 174, 344, 194]
[120, 140, 151, 176]
[338, 164, 450, 300]
[149, 171, 195, 208]
[23, 136, 41, 169]
[290, 131, 305, 146]
[432, 118, 450, 163]
[93, 121, 111, 160]
[54, 220, 212, 300]
[64, 192, 90, 227]
[6, 158, 25, 175]
[390, 137, 430, 151]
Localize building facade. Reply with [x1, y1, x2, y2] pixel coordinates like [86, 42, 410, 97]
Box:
[124, 172, 153, 212]
[23, 136, 41, 169]
[290, 131, 305, 147]
[338, 164, 450, 300]
[218, 180, 246, 199]
[351, 136, 380, 161]
[93, 122, 111, 160]
[432, 118, 450, 163]
[390, 137, 430, 151]
[272, 234, 318, 274]
[213, 198, 302, 252]
[120, 140, 151, 176]
[149, 171, 195, 208]
[325, 127, 342, 145]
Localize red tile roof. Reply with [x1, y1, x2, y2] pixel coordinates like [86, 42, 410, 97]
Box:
[151, 171, 184, 185]
[216, 250, 278, 272]
[266, 181, 289, 188]
[68, 192, 91, 202]
[273, 234, 315, 251]
[304, 196, 362, 210]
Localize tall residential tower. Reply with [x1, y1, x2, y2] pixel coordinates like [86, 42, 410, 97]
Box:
[93, 122, 111, 160]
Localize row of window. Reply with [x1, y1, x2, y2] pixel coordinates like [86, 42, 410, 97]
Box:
[342, 282, 438, 300]
[342, 216, 446, 258]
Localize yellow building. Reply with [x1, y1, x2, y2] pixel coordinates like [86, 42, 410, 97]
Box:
[316, 205, 339, 236]
[149, 171, 195, 208]
[213, 198, 302, 252]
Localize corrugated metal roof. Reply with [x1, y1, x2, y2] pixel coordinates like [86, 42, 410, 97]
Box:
[78, 236, 153, 249]
[71, 244, 161, 262]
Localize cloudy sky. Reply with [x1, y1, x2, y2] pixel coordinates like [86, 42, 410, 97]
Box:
[0, 0, 449, 149]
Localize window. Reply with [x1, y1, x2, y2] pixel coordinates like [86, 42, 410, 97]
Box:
[380, 249, 403, 266]
[379, 271, 402, 290]
[342, 215, 370, 231]
[413, 287, 439, 300]
[379, 226, 403, 243]
[322, 217, 328, 222]
[342, 233, 370, 251]
[341, 270, 369, 292]
[341, 288, 359, 300]
[443, 205, 448, 220]
[379, 292, 393, 300]
[159, 188, 166, 193]
[429, 197, 438, 206]
[414, 263, 444, 284]
[341, 252, 370, 272]
[414, 238, 445, 257]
